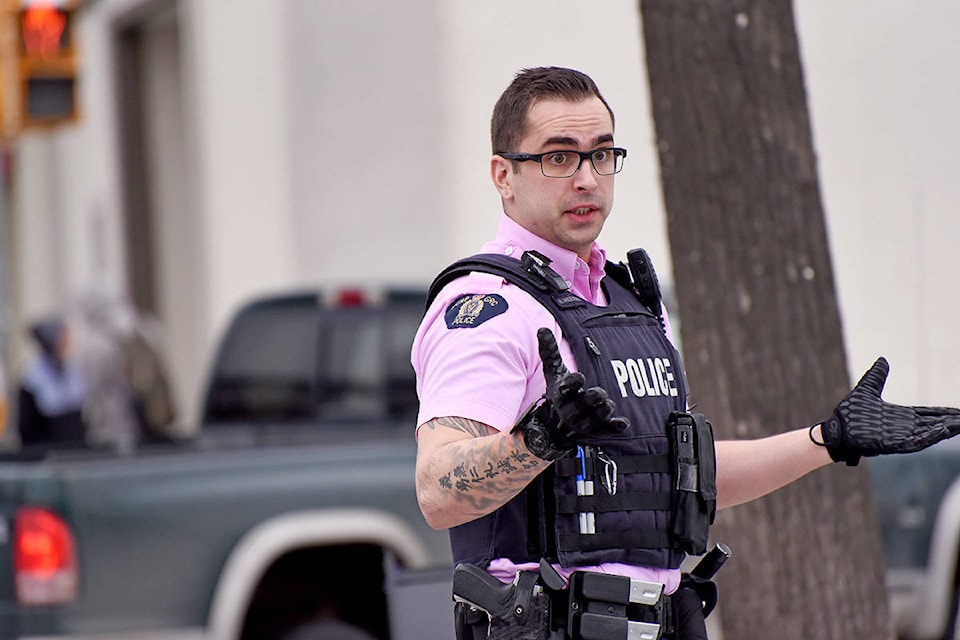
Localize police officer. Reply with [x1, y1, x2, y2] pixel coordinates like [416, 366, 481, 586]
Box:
[412, 66, 960, 639]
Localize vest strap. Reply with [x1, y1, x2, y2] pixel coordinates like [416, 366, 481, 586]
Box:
[557, 492, 672, 514]
[555, 454, 671, 477]
[558, 529, 673, 552]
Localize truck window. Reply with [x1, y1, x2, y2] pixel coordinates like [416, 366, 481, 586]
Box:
[316, 308, 382, 421]
[315, 295, 423, 423]
[204, 297, 319, 423]
[203, 290, 425, 427]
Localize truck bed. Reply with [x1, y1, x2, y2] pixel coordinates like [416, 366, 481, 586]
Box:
[0, 429, 451, 638]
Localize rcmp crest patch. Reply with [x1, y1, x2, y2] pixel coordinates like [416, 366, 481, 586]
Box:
[445, 294, 508, 329]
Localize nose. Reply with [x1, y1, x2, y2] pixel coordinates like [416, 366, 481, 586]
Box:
[572, 157, 599, 191]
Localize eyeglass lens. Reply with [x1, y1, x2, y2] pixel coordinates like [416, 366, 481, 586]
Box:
[541, 150, 623, 178]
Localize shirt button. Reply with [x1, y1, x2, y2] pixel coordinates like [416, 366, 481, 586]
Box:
[505, 247, 514, 256]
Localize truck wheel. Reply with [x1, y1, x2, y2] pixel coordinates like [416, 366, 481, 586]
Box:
[239, 545, 390, 640]
[278, 619, 378, 640]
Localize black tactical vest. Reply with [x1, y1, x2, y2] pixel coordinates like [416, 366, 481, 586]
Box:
[426, 252, 694, 570]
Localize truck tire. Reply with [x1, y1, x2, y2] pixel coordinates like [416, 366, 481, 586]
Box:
[239, 544, 390, 640]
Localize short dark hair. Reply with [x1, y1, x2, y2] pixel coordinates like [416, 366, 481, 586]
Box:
[490, 67, 615, 155]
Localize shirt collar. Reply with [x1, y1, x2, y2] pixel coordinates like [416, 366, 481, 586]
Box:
[482, 213, 608, 301]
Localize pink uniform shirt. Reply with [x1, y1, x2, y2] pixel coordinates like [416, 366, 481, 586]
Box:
[412, 213, 682, 593]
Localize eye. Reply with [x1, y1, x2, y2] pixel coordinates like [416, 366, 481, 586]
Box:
[591, 149, 610, 162]
[545, 152, 570, 167]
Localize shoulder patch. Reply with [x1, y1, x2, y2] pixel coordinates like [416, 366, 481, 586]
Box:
[445, 293, 509, 329]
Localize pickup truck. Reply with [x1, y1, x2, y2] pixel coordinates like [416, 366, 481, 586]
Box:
[870, 437, 960, 640]
[0, 287, 455, 640]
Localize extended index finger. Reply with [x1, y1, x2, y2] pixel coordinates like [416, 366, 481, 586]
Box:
[537, 327, 569, 382]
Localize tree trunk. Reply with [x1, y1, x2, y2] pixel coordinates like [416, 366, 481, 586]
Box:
[637, 2, 894, 638]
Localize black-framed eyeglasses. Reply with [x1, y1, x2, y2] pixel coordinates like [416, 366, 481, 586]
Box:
[496, 147, 627, 178]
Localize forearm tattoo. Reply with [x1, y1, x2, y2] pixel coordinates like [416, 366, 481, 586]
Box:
[425, 416, 545, 514]
[431, 416, 491, 438]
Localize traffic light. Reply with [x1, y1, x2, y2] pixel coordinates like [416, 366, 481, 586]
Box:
[17, 1, 78, 128]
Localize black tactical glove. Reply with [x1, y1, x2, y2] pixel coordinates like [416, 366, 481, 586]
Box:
[512, 328, 630, 461]
[819, 357, 960, 466]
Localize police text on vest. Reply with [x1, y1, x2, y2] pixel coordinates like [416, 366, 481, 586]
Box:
[610, 358, 679, 398]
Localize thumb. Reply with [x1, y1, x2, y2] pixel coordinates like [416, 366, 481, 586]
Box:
[537, 328, 569, 384]
[855, 357, 889, 398]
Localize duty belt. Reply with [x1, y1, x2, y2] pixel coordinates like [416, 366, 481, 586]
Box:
[452, 560, 673, 640]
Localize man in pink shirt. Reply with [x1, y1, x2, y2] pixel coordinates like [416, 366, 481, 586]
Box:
[413, 66, 960, 640]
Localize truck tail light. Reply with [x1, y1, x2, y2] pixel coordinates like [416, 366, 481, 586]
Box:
[14, 506, 78, 605]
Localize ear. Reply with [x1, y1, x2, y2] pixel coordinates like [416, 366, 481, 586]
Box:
[490, 155, 514, 201]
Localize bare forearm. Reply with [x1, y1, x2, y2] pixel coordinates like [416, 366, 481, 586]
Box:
[716, 424, 833, 510]
[416, 416, 550, 530]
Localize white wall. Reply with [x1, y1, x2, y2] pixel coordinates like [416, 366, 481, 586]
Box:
[184, 0, 294, 347]
[283, 0, 447, 288]
[796, 0, 960, 405]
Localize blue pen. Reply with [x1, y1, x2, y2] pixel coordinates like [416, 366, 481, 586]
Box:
[576, 446, 596, 534]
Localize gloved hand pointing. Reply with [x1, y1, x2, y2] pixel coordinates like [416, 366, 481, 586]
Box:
[513, 328, 629, 461]
[819, 357, 960, 466]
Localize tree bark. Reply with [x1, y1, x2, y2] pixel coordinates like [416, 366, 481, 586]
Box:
[637, 2, 894, 638]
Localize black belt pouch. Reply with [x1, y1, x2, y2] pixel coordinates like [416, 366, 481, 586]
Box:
[668, 412, 717, 555]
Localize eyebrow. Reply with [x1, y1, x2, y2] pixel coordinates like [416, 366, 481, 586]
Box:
[543, 133, 615, 148]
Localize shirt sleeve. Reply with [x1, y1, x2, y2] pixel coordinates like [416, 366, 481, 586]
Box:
[412, 273, 557, 435]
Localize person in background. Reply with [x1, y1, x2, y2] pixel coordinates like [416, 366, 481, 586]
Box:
[16, 316, 86, 448]
[74, 286, 177, 454]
